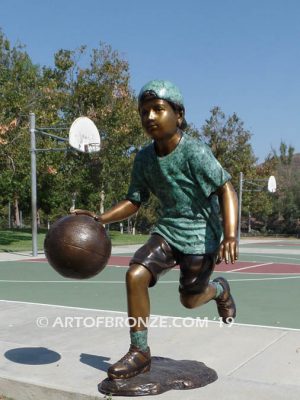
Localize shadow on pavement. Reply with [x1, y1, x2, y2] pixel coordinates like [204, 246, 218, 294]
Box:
[4, 347, 61, 365]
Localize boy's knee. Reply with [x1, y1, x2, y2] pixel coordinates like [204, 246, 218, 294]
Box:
[180, 294, 196, 309]
[179, 284, 210, 309]
[179, 280, 208, 298]
[126, 264, 152, 287]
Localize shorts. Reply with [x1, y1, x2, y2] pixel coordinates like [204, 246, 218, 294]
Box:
[130, 234, 216, 295]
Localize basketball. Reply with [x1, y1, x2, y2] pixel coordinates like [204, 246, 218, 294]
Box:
[44, 214, 111, 279]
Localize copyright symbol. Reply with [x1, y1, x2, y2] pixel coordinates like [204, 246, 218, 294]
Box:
[36, 317, 49, 328]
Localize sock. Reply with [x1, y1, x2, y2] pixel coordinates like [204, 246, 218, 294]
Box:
[130, 329, 148, 351]
[210, 280, 224, 299]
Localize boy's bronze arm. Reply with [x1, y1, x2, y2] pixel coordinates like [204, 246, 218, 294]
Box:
[99, 200, 140, 224]
[72, 200, 140, 224]
[216, 181, 239, 264]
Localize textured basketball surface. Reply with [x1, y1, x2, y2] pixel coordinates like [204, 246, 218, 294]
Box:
[44, 214, 111, 279]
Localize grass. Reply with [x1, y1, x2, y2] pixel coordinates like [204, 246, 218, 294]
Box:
[108, 230, 149, 245]
[0, 228, 149, 253]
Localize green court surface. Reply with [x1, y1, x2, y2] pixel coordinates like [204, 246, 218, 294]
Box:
[0, 239, 299, 330]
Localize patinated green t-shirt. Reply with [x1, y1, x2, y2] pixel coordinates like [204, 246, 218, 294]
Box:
[126, 134, 231, 254]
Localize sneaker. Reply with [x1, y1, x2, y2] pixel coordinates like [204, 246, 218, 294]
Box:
[107, 345, 151, 380]
[213, 277, 236, 323]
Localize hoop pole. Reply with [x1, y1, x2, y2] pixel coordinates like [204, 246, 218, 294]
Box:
[35, 129, 68, 142]
[30, 113, 38, 257]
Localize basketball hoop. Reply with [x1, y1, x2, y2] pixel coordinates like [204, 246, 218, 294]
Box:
[69, 117, 101, 153]
[84, 143, 101, 153]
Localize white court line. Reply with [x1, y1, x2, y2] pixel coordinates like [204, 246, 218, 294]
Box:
[0, 299, 299, 332]
[160, 276, 300, 283]
[227, 262, 273, 272]
[161, 276, 300, 282]
[163, 269, 300, 275]
[1, 275, 300, 284]
[242, 254, 300, 262]
[0, 280, 125, 284]
[228, 275, 300, 282]
[107, 262, 300, 273]
[226, 332, 288, 377]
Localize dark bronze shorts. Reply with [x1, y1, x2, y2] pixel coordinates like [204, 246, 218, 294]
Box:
[130, 234, 216, 295]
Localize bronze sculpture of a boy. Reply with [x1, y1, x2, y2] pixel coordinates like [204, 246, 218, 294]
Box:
[73, 80, 238, 380]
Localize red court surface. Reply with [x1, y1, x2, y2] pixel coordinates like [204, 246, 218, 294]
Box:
[24, 255, 300, 274]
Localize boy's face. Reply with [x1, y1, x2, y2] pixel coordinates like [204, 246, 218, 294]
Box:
[139, 98, 182, 140]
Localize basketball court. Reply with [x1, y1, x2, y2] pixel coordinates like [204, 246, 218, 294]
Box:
[0, 238, 299, 399]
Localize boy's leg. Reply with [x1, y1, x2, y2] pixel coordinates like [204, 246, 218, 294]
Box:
[108, 234, 176, 380]
[179, 254, 236, 323]
[107, 263, 152, 380]
[179, 254, 216, 307]
[180, 283, 216, 307]
[126, 264, 152, 331]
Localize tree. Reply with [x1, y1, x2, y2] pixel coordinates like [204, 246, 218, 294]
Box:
[46, 43, 147, 217]
[266, 143, 300, 234]
[200, 107, 264, 230]
[200, 107, 257, 188]
[0, 32, 148, 228]
[0, 30, 41, 226]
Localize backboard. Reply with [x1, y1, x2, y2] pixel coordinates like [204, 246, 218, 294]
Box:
[268, 175, 277, 193]
[69, 117, 100, 153]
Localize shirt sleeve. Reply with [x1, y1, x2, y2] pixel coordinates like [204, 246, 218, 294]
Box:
[189, 143, 231, 198]
[126, 153, 150, 204]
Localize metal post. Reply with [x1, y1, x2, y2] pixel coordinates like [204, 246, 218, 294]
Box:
[30, 113, 38, 256]
[237, 172, 243, 244]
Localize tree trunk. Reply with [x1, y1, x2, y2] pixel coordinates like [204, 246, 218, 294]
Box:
[132, 209, 139, 235]
[37, 209, 41, 228]
[13, 197, 20, 228]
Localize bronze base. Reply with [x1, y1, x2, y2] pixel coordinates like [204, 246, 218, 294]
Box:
[98, 356, 218, 396]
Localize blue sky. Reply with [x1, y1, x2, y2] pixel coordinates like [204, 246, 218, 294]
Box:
[1, 0, 299, 162]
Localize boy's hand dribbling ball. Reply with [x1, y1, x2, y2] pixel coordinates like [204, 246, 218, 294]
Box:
[44, 214, 111, 279]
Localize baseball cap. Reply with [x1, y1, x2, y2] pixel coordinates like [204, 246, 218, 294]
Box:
[138, 80, 185, 109]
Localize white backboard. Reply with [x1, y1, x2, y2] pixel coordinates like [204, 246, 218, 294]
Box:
[268, 175, 277, 193]
[69, 117, 100, 153]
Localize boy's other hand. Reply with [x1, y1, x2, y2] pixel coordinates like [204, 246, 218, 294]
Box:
[69, 208, 100, 221]
[216, 237, 238, 264]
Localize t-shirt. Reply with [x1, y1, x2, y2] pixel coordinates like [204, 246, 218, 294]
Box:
[126, 134, 231, 254]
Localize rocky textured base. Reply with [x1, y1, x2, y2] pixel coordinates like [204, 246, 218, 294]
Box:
[98, 356, 218, 396]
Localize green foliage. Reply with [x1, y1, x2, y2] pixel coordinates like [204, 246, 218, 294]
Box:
[0, 29, 298, 235]
[48, 43, 146, 214]
[200, 107, 257, 189]
[135, 195, 160, 233]
[266, 144, 300, 234]
[0, 30, 147, 227]
[0, 228, 148, 252]
[0, 30, 42, 225]
[198, 107, 295, 233]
